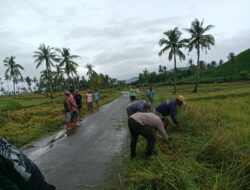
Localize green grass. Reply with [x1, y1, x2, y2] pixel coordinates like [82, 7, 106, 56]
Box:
[0, 89, 121, 148]
[123, 82, 250, 190]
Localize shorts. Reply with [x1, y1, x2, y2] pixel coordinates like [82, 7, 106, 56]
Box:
[72, 111, 78, 121]
[65, 112, 71, 122]
[87, 102, 93, 109]
[65, 111, 78, 122]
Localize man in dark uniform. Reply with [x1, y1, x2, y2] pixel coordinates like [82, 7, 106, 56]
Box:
[154, 95, 186, 129]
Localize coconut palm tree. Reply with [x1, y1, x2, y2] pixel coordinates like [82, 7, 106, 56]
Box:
[185, 19, 215, 92]
[85, 63, 95, 77]
[159, 27, 186, 94]
[33, 44, 58, 98]
[57, 48, 79, 88]
[54, 64, 65, 91]
[25, 76, 32, 92]
[3, 56, 24, 99]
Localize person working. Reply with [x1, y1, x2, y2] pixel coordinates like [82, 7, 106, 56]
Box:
[154, 95, 186, 129]
[126, 100, 151, 117]
[128, 112, 168, 159]
[0, 138, 56, 190]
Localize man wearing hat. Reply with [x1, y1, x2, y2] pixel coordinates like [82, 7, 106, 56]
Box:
[154, 95, 186, 129]
[126, 100, 151, 117]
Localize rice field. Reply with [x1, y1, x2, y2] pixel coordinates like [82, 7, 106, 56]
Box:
[0, 89, 121, 148]
[123, 82, 250, 190]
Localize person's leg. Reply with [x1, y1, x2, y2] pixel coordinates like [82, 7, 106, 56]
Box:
[90, 102, 93, 112]
[87, 102, 90, 111]
[128, 118, 141, 158]
[141, 133, 156, 157]
[65, 112, 72, 135]
[139, 125, 156, 157]
[72, 111, 78, 129]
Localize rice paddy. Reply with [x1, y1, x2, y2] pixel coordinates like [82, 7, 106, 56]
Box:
[123, 82, 250, 190]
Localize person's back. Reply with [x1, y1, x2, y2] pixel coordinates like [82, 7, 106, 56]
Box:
[126, 100, 146, 117]
[67, 94, 78, 112]
[155, 100, 176, 117]
[93, 91, 100, 101]
[0, 139, 55, 190]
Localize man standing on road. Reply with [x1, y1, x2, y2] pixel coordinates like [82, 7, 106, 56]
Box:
[128, 112, 169, 159]
[74, 89, 82, 124]
[154, 95, 186, 130]
[85, 89, 94, 112]
[126, 100, 151, 117]
[0, 138, 56, 190]
[64, 90, 78, 135]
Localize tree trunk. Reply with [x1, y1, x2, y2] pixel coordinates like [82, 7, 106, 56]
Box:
[49, 71, 53, 99]
[67, 74, 70, 89]
[193, 45, 200, 93]
[173, 50, 177, 95]
[13, 79, 16, 99]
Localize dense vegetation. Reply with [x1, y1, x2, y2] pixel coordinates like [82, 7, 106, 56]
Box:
[123, 82, 250, 190]
[135, 48, 250, 87]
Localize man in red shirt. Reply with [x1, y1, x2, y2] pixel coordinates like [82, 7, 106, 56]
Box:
[64, 90, 78, 135]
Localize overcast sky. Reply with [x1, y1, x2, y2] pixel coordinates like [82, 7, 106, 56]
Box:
[0, 0, 250, 82]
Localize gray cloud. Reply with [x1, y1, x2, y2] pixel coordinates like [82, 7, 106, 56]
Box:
[0, 0, 250, 82]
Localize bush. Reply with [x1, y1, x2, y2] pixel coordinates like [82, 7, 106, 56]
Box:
[239, 71, 249, 80]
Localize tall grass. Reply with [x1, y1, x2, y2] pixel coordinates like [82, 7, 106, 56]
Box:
[123, 82, 250, 190]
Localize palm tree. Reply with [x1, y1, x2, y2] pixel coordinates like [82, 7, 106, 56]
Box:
[33, 44, 58, 98]
[185, 19, 215, 92]
[25, 76, 32, 92]
[54, 64, 65, 91]
[159, 27, 186, 94]
[57, 48, 79, 88]
[3, 56, 24, 99]
[85, 63, 95, 77]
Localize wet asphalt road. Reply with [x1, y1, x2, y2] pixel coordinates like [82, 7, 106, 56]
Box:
[27, 93, 129, 190]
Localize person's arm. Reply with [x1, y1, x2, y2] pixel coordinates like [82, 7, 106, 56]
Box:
[66, 98, 72, 113]
[0, 171, 21, 190]
[170, 107, 181, 129]
[157, 123, 169, 142]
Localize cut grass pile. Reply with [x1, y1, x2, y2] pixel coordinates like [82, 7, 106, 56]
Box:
[123, 82, 250, 190]
[0, 89, 121, 148]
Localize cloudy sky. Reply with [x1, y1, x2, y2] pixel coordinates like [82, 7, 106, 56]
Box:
[0, 0, 250, 82]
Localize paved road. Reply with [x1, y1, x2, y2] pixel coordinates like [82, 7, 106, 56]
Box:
[26, 93, 129, 190]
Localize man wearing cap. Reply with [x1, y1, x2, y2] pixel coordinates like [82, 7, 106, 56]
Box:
[126, 100, 151, 117]
[128, 112, 168, 159]
[154, 95, 186, 129]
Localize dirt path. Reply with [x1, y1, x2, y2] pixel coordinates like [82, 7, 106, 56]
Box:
[26, 93, 129, 190]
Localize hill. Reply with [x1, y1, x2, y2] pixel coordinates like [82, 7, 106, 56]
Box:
[125, 76, 139, 84]
[179, 48, 250, 83]
[203, 48, 250, 81]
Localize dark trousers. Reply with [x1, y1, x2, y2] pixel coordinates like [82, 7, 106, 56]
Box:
[128, 118, 156, 158]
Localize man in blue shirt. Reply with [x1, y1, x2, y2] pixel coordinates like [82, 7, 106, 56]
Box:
[126, 100, 151, 117]
[154, 95, 186, 129]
